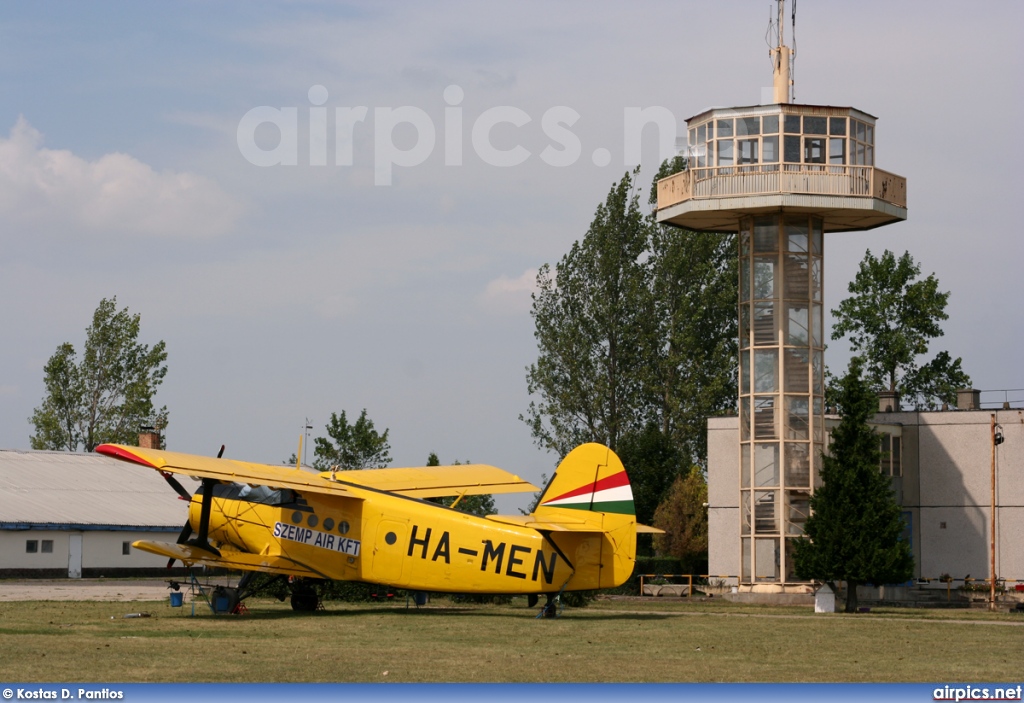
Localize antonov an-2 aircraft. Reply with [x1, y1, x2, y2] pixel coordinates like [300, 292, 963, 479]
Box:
[97, 442, 656, 615]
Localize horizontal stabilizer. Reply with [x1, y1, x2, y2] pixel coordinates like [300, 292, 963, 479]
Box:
[636, 523, 666, 534]
[331, 465, 539, 498]
[487, 514, 663, 535]
[485, 512, 603, 532]
[132, 540, 324, 578]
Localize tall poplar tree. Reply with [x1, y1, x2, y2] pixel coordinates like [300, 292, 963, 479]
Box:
[644, 156, 737, 467]
[30, 297, 168, 452]
[522, 168, 653, 457]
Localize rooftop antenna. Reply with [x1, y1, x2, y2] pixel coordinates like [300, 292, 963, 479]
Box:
[770, 0, 794, 103]
[786, 0, 794, 103]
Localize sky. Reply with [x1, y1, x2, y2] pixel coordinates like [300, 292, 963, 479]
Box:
[1, 1, 1021, 512]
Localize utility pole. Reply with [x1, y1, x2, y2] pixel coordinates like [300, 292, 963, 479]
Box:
[989, 414, 1005, 611]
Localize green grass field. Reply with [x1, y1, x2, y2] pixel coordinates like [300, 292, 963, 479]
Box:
[1, 597, 1021, 683]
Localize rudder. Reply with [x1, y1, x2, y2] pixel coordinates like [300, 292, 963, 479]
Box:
[534, 443, 635, 517]
[532, 443, 637, 590]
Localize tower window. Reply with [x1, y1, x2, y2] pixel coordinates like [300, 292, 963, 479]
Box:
[738, 139, 759, 165]
[784, 135, 801, 163]
[804, 137, 826, 164]
[829, 138, 846, 164]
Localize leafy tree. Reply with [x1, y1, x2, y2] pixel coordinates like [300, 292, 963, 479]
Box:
[425, 452, 496, 517]
[652, 466, 709, 575]
[522, 168, 653, 457]
[522, 159, 737, 539]
[616, 422, 683, 528]
[645, 156, 737, 466]
[792, 358, 914, 612]
[831, 249, 970, 409]
[312, 409, 391, 470]
[30, 297, 168, 452]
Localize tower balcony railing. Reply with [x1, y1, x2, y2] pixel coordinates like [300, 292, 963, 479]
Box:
[657, 164, 907, 211]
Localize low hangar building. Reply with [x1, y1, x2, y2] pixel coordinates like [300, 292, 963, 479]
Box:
[0, 448, 195, 578]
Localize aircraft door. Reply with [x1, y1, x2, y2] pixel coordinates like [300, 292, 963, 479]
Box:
[372, 519, 409, 586]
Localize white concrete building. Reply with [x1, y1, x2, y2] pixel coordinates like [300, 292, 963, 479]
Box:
[0, 449, 196, 578]
[708, 403, 1023, 591]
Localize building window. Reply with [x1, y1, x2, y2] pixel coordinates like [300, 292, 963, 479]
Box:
[41, 540, 53, 553]
[26, 540, 38, 553]
[122, 541, 131, 555]
[879, 430, 903, 477]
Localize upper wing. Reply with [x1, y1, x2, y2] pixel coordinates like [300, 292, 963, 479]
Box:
[96, 444, 358, 499]
[327, 465, 539, 498]
[96, 444, 538, 500]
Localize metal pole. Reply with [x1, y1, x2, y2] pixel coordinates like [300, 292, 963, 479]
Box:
[990, 413, 997, 611]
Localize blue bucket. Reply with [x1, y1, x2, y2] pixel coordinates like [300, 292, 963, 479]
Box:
[169, 592, 184, 607]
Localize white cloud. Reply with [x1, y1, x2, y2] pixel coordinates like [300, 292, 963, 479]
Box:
[0, 117, 241, 239]
[479, 268, 537, 315]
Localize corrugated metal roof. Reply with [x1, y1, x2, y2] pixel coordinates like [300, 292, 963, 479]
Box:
[0, 449, 197, 529]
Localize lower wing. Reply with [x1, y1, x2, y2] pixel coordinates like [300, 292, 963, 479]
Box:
[132, 540, 326, 578]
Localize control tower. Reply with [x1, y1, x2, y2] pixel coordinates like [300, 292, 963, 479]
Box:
[655, 1, 906, 588]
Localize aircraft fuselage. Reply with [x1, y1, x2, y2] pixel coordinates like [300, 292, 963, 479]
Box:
[194, 483, 624, 593]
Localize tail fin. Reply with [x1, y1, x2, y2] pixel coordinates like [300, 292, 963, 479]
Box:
[532, 443, 636, 590]
[535, 443, 635, 517]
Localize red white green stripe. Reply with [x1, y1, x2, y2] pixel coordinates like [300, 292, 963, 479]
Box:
[540, 470, 634, 515]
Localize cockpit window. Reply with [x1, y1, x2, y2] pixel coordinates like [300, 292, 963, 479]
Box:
[197, 482, 295, 505]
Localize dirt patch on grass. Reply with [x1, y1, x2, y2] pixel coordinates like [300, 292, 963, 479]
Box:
[0, 579, 172, 602]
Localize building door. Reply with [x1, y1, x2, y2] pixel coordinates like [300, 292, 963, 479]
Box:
[68, 533, 83, 579]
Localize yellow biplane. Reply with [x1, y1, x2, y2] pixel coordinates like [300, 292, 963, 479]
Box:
[97, 442, 652, 615]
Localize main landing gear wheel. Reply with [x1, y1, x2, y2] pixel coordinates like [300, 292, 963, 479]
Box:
[290, 580, 320, 612]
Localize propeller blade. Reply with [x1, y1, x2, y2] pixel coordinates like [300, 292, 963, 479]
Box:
[161, 471, 193, 501]
[217, 445, 225, 459]
[176, 518, 194, 544]
[168, 518, 193, 568]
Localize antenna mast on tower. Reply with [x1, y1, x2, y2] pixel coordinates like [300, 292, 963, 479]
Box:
[770, 0, 795, 103]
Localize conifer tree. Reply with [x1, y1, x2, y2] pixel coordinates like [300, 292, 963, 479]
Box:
[792, 357, 914, 612]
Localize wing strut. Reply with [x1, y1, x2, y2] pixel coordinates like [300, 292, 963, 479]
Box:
[187, 478, 220, 556]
